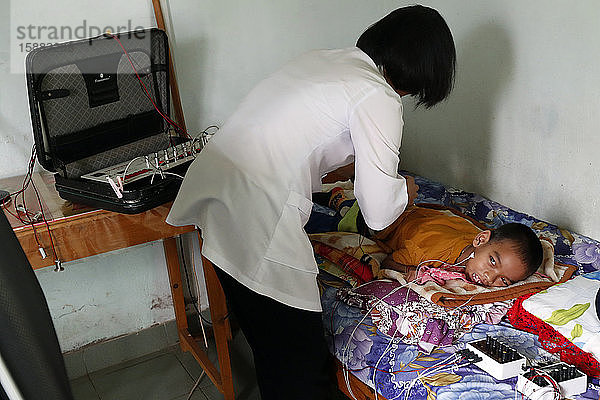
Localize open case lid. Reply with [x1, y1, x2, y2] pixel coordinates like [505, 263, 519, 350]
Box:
[25, 28, 171, 178]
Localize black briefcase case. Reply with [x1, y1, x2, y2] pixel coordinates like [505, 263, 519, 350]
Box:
[25, 28, 198, 214]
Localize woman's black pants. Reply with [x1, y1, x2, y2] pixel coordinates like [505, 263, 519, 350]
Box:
[213, 266, 334, 400]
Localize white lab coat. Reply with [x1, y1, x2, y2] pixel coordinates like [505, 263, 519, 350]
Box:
[166, 48, 408, 311]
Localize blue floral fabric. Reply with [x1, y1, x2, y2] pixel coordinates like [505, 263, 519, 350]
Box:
[320, 173, 600, 399]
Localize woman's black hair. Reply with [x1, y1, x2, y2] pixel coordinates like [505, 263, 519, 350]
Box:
[357, 5, 456, 108]
[489, 223, 544, 277]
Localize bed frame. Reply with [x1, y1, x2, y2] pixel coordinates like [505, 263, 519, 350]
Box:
[335, 359, 388, 400]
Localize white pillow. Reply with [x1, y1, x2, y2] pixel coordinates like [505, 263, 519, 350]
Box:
[522, 271, 600, 361]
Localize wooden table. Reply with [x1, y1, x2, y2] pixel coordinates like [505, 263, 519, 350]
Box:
[2, 172, 236, 400]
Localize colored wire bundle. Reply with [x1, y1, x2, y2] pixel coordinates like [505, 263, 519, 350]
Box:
[337, 254, 477, 400]
[1, 145, 61, 270]
[518, 367, 563, 400]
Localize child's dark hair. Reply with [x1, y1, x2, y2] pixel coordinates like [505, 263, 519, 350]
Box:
[356, 5, 456, 108]
[489, 223, 543, 276]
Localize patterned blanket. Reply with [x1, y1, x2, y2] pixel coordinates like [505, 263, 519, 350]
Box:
[314, 173, 600, 399]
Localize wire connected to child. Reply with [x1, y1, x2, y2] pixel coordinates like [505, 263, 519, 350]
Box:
[339, 275, 478, 400]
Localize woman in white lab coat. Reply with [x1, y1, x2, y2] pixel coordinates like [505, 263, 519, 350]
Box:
[167, 5, 456, 399]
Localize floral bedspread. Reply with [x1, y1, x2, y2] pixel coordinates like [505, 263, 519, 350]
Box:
[319, 173, 600, 400]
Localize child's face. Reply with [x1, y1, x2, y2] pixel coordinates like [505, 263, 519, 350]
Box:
[464, 233, 530, 287]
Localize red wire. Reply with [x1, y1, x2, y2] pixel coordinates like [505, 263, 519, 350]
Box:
[30, 177, 58, 260]
[2, 200, 20, 219]
[2, 145, 57, 259]
[22, 148, 45, 248]
[107, 33, 191, 139]
[20, 164, 43, 248]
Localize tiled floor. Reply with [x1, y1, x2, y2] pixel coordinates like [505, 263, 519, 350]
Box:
[68, 323, 351, 400]
[69, 330, 261, 400]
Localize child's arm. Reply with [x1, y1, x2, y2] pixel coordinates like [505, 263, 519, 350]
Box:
[381, 254, 417, 282]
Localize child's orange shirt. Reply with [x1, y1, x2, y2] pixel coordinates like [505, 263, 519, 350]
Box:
[374, 206, 481, 267]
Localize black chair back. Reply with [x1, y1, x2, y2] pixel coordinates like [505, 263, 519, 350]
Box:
[0, 212, 73, 400]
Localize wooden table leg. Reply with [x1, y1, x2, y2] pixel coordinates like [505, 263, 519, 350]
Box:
[163, 237, 190, 351]
[163, 235, 235, 400]
[201, 252, 235, 400]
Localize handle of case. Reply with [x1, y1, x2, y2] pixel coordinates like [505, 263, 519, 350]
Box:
[40, 89, 70, 101]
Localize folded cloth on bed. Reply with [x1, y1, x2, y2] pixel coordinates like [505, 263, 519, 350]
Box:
[310, 232, 388, 280]
[315, 256, 363, 288]
[311, 241, 374, 284]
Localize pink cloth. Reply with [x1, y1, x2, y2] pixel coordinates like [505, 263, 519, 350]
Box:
[415, 264, 470, 286]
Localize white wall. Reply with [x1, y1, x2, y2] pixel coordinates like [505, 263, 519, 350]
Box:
[166, 0, 600, 240]
[39, 241, 175, 351]
[2, 0, 600, 350]
[400, 0, 600, 240]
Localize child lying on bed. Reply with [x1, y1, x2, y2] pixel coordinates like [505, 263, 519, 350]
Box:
[322, 189, 544, 287]
[374, 205, 544, 287]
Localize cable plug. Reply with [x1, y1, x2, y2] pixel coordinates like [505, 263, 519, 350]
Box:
[54, 259, 64, 272]
[38, 247, 47, 259]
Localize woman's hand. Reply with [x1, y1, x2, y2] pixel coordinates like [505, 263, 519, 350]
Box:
[403, 175, 419, 206]
[322, 162, 355, 184]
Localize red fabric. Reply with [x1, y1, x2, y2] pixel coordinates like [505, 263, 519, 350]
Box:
[506, 293, 600, 377]
[312, 241, 373, 284]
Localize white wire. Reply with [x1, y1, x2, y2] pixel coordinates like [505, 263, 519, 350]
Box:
[188, 235, 209, 348]
[340, 254, 475, 398]
[449, 293, 477, 313]
[186, 370, 206, 400]
[341, 280, 413, 400]
[342, 283, 408, 400]
[373, 323, 401, 400]
[400, 356, 449, 400]
[387, 292, 472, 400]
[192, 125, 219, 149]
[149, 170, 185, 183]
[417, 255, 472, 269]
[121, 156, 145, 183]
[396, 352, 462, 400]
[161, 171, 185, 180]
[0, 352, 24, 400]
[121, 155, 186, 187]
